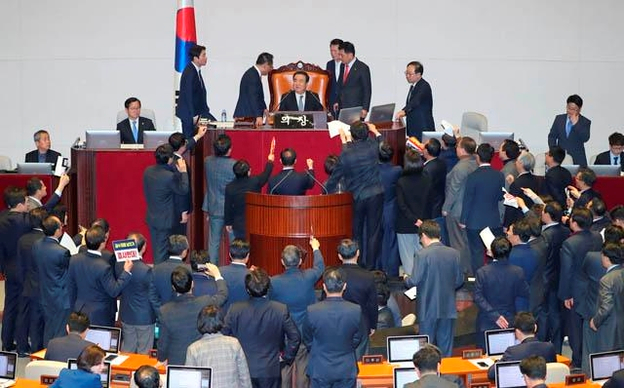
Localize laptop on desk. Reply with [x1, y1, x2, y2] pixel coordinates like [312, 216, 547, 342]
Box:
[387, 335, 429, 367]
[86, 130, 121, 149]
[84, 325, 129, 364]
[369, 103, 395, 124]
[393, 366, 418, 388]
[590, 350, 624, 384]
[484, 328, 517, 360]
[68, 358, 111, 388]
[0, 351, 17, 388]
[166, 365, 212, 388]
[495, 360, 524, 388]
[143, 131, 174, 149]
[337, 106, 362, 125]
[16, 162, 53, 175]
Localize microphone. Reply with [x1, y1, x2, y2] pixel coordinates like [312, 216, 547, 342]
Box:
[72, 137, 81, 148]
[517, 138, 528, 151]
[269, 169, 294, 194]
[276, 90, 294, 111]
[305, 169, 328, 194]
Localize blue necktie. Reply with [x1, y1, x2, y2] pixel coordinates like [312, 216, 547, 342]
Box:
[132, 120, 138, 142]
[614, 156, 619, 166]
[565, 118, 572, 137]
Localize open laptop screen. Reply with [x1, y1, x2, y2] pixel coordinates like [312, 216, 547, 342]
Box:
[369, 103, 395, 123]
[485, 328, 516, 356]
[495, 361, 524, 388]
[387, 335, 430, 364]
[166, 365, 212, 388]
[68, 358, 112, 388]
[143, 131, 174, 149]
[337, 106, 362, 124]
[0, 351, 17, 380]
[590, 350, 624, 381]
[393, 367, 418, 388]
[85, 325, 122, 353]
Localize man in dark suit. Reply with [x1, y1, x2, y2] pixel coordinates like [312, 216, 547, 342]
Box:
[277, 71, 324, 112]
[25, 175, 69, 212]
[224, 268, 300, 388]
[505, 152, 540, 228]
[541, 146, 572, 209]
[270, 238, 325, 388]
[219, 239, 251, 314]
[234, 52, 274, 127]
[44, 311, 94, 362]
[176, 44, 216, 139]
[24, 129, 62, 169]
[568, 167, 602, 210]
[337, 41, 371, 119]
[526, 218, 549, 336]
[461, 143, 505, 274]
[152, 235, 191, 304]
[268, 148, 314, 195]
[548, 94, 591, 166]
[507, 219, 539, 312]
[423, 138, 447, 220]
[303, 267, 362, 388]
[68, 225, 133, 326]
[558, 208, 603, 368]
[605, 369, 624, 388]
[590, 198, 611, 232]
[143, 144, 189, 264]
[395, 61, 434, 140]
[594, 132, 624, 171]
[405, 221, 463, 357]
[378, 142, 402, 275]
[158, 264, 227, 365]
[114, 233, 160, 354]
[34, 215, 71, 346]
[404, 345, 459, 388]
[487, 312, 556, 380]
[326, 38, 344, 118]
[116, 97, 155, 144]
[168, 132, 201, 236]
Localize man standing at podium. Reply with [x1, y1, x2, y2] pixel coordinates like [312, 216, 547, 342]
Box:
[395, 61, 434, 141]
[277, 71, 324, 112]
[326, 38, 344, 118]
[337, 41, 371, 120]
[234, 52, 274, 127]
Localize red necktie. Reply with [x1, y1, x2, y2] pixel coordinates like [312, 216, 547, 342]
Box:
[343, 64, 350, 84]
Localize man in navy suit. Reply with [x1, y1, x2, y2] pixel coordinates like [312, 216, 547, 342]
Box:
[152, 235, 191, 304]
[548, 94, 591, 166]
[176, 44, 215, 139]
[337, 41, 371, 119]
[378, 142, 402, 275]
[234, 52, 274, 127]
[303, 267, 362, 388]
[219, 239, 251, 314]
[487, 312, 556, 380]
[504, 152, 539, 228]
[395, 61, 434, 141]
[268, 148, 315, 195]
[116, 97, 155, 144]
[277, 71, 324, 112]
[460, 143, 504, 274]
[44, 311, 94, 362]
[24, 129, 62, 169]
[594, 132, 624, 171]
[326, 38, 343, 118]
[507, 219, 539, 312]
[541, 146, 572, 209]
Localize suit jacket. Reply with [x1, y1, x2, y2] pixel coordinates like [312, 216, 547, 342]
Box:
[396, 171, 432, 233]
[172, 153, 192, 219]
[175, 62, 214, 126]
[604, 369, 624, 388]
[595, 150, 624, 171]
[509, 243, 539, 311]
[582, 251, 607, 320]
[326, 59, 343, 113]
[219, 263, 250, 313]
[152, 258, 188, 304]
[574, 187, 602, 209]
[0, 211, 32, 279]
[487, 337, 557, 380]
[25, 149, 62, 169]
[548, 113, 591, 166]
[268, 168, 314, 195]
[504, 172, 539, 227]
[223, 297, 300, 378]
[202, 155, 236, 217]
[404, 374, 459, 388]
[114, 259, 160, 325]
[26, 193, 61, 212]
[44, 333, 95, 362]
[233, 66, 265, 118]
[303, 297, 362, 380]
[116, 116, 155, 144]
[379, 162, 402, 204]
[143, 163, 189, 231]
[18, 229, 45, 299]
[278, 91, 324, 112]
[474, 260, 530, 332]
[157, 281, 228, 364]
[338, 263, 378, 331]
[593, 266, 624, 351]
[541, 223, 571, 293]
[407, 242, 463, 321]
[338, 58, 372, 111]
[541, 165, 572, 208]
[423, 158, 447, 218]
[401, 78, 435, 140]
[461, 165, 504, 229]
[592, 216, 611, 232]
[528, 237, 549, 311]
[34, 237, 71, 311]
[442, 157, 478, 219]
[50, 368, 101, 388]
[68, 251, 132, 326]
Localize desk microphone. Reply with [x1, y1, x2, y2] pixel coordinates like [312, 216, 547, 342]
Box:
[269, 169, 294, 194]
[72, 137, 81, 148]
[305, 169, 328, 194]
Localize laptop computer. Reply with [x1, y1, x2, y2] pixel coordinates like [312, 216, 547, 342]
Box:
[0, 351, 17, 388]
[85, 325, 122, 362]
[485, 328, 517, 358]
[166, 365, 212, 388]
[590, 350, 624, 382]
[495, 360, 524, 388]
[387, 335, 429, 367]
[393, 366, 418, 388]
[337, 106, 363, 125]
[68, 358, 112, 388]
[589, 164, 621, 177]
[16, 162, 53, 175]
[479, 132, 514, 150]
[369, 103, 396, 124]
[143, 131, 174, 149]
[86, 130, 121, 149]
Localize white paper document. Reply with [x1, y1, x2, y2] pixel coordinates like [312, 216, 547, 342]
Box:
[404, 287, 417, 300]
[327, 121, 350, 138]
[479, 227, 496, 252]
[60, 232, 79, 255]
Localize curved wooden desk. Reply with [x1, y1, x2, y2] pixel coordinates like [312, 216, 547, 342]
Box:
[245, 192, 353, 275]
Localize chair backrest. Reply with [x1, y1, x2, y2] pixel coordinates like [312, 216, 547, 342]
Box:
[545, 362, 570, 384]
[533, 151, 546, 176]
[401, 313, 416, 327]
[0, 155, 12, 170]
[562, 153, 573, 165]
[116, 108, 157, 129]
[25, 360, 66, 380]
[461, 112, 488, 140]
[590, 154, 599, 165]
[268, 61, 329, 112]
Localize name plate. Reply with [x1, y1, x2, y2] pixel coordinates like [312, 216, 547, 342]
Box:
[41, 375, 59, 384]
[274, 113, 315, 129]
[361, 355, 383, 364]
[565, 374, 586, 385]
[462, 349, 483, 359]
[469, 383, 490, 388]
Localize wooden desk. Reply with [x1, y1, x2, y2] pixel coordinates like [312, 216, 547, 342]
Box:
[14, 378, 130, 388]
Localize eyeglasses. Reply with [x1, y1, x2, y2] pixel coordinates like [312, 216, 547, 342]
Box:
[404, 72, 416, 76]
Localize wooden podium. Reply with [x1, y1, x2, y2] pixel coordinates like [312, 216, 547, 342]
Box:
[245, 192, 353, 275]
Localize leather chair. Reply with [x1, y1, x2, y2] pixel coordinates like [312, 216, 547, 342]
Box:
[268, 61, 330, 112]
[461, 111, 488, 140]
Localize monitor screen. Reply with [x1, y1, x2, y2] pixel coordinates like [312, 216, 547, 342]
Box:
[589, 164, 621, 177]
[143, 131, 174, 149]
[166, 365, 212, 388]
[85, 130, 121, 149]
[590, 350, 624, 381]
[421, 131, 444, 143]
[387, 335, 430, 363]
[68, 358, 111, 388]
[393, 367, 418, 388]
[0, 351, 17, 380]
[495, 361, 524, 388]
[479, 132, 514, 150]
[485, 328, 517, 356]
[369, 103, 395, 123]
[85, 325, 122, 353]
[337, 106, 362, 124]
[16, 162, 53, 175]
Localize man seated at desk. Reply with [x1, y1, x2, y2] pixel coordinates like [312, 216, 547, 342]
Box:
[25, 129, 62, 169]
[487, 312, 556, 380]
[117, 96, 155, 144]
[277, 71, 324, 112]
[594, 131, 624, 171]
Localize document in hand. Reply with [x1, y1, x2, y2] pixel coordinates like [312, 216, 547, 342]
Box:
[479, 227, 496, 252]
[327, 120, 350, 138]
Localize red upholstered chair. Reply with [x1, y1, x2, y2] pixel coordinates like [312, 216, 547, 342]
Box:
[268, 61, 330, 112]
